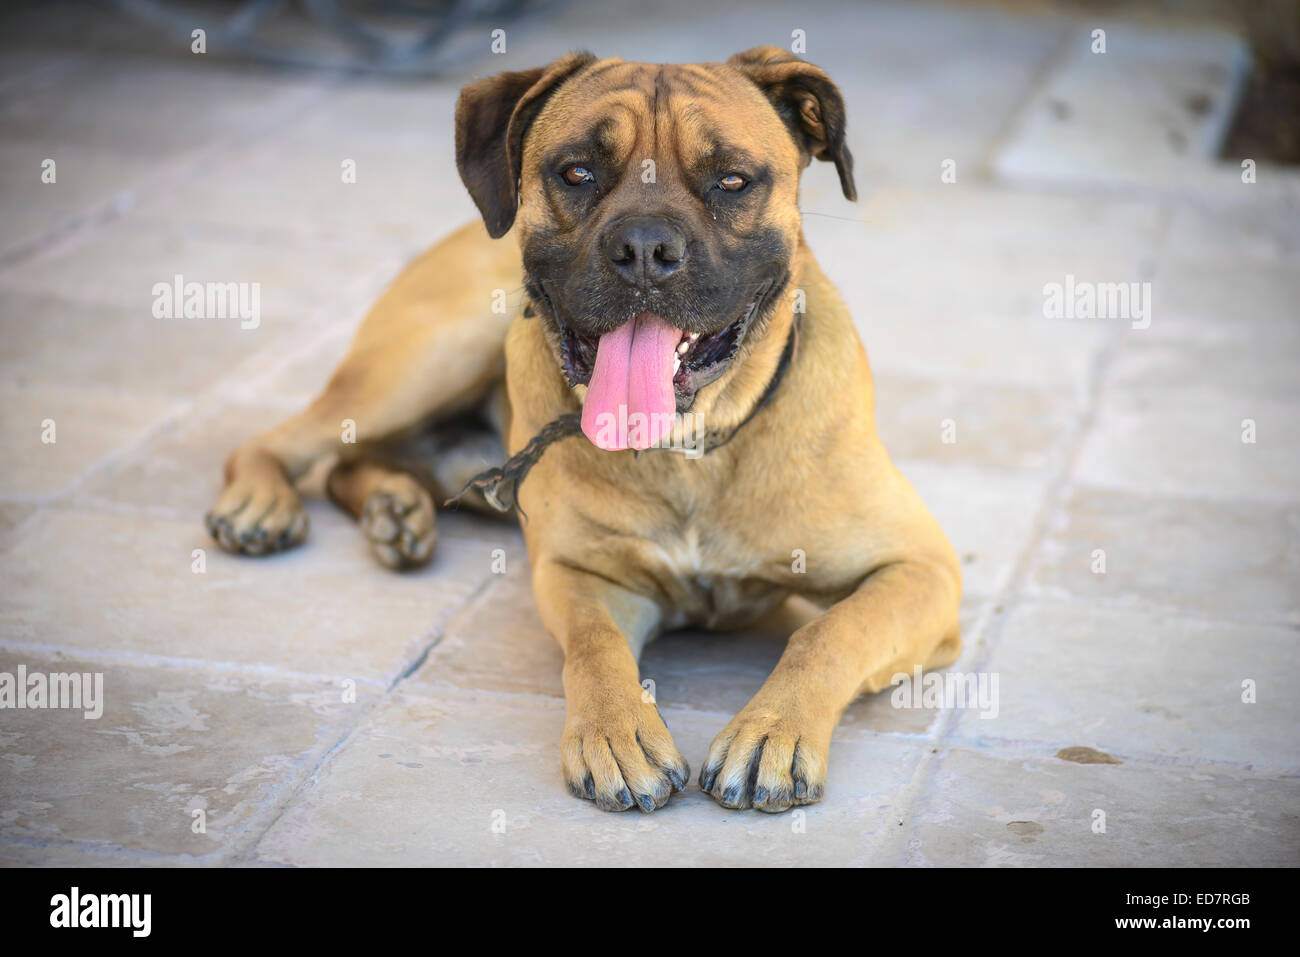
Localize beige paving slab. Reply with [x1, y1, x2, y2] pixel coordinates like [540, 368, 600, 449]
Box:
[75, 399, 316, 518]
[950, 600, 1300, 771]
[1122, 284, 1300, 420]
[254, 687, 929, 866]
[1161, 197, 1300, 266]
[808, 210, 1139, 400]
[898, 461, 1052, 597]
[817, 6, 1065, 187]
[1146, 253, 1300, 331]
[993, 20, 1250, 190]
[811, 205, 1159, 336]
[1110, 326, 1300, 400]
[0, 54, 326, 159]
[221, 325, 356, 411]
[1073, 389, 1300, 503]
[1026, 486, 1300, 625]
[860, 310, 1113, 398]
[810, 183, 1167, 264]
[0, 841, 162, 868]
[0, 648, 364, 859]
[0, 219, 379, 326]
[901, 746, 1298, 866]
[0, 289, 298, 401]
[832, 274, 1138, 395]
[0, 507, 492, 680]
[128, 84, 479, 248]
[0, 384, 179, 500]
[0, 142, 144, 254]
[875, 374, 1079, 473]
[207, 255, 412, 408]
[406, 559, 560, 699]
[0, 504, 37, 537]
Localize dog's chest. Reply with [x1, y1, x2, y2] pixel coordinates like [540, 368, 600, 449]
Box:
[635, 524, 788, 629]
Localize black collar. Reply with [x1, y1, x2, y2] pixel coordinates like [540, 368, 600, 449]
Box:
[697, 312, 800, 454]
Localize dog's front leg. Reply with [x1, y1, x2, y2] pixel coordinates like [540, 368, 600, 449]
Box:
[531, 559, 691, 813]
[701, 558, 962, 812]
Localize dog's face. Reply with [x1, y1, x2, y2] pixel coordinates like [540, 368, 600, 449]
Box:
[456, 48, 856, 447]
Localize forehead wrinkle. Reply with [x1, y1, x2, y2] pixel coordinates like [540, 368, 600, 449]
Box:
[666, 65, 716, 101]
[653, 66, 683, 179]
[652, 66, 664, 164]
[682, 85, 800, 173]
[593, 81, 660, 182]
[630, 64, 723, 178]
[581, 57, 625, 80]
[663, 100, 726, 166]
[543, 93, 641, 168]
[597, 99, 640, 162]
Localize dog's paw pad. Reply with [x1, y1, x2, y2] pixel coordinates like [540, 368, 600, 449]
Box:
[561, 699, 690, 814]
[699, 712, 828, 813]
[205, 475, 308, 556]
[361, 477, 435, 570]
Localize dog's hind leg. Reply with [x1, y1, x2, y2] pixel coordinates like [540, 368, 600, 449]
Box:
[324, 418, 508, 569]
[206, 222, 520, 555]
[326, 455, 436, 570]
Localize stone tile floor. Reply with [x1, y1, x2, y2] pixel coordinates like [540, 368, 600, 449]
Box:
[1, 0, 1297, 866]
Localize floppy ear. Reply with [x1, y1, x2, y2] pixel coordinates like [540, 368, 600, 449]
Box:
[726, 46, 857, 202]
[455, 52, 597, 238]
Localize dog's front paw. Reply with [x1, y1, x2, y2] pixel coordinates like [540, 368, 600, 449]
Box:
[205, 454, 308, 556]
[700, 706, 831, 813]
[561, 688, 690, 813]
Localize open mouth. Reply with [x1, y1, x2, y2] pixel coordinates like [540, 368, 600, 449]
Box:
[556, 284, 770, 401]
[564, 285, 773, 450]
[526, 277, 780, 451]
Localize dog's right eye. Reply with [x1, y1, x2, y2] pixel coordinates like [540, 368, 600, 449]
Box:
[560, 165, 595, 186]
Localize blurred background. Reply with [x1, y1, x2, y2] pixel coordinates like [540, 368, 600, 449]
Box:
[0, 0, 1297, 867]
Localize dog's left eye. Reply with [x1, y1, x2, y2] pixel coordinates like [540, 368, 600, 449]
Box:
[561, 165, 595, 186]
[717, 174, 749, 192]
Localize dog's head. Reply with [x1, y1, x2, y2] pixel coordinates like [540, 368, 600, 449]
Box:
[455, 48, 856, 449]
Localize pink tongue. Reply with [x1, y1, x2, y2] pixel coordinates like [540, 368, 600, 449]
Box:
[581, 312, 682, 450]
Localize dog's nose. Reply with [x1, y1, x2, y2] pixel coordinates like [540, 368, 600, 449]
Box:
[604, 216, 687, 285]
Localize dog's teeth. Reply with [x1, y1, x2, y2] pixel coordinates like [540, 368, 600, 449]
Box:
[688, 332, 700, 341]
[676, 340, 690, 356]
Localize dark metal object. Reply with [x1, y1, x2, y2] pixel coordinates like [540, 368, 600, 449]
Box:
[109, 0, 564, 75]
